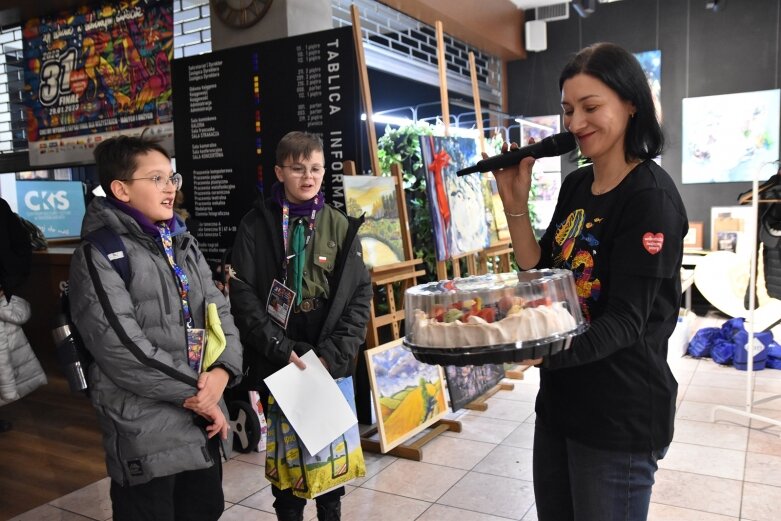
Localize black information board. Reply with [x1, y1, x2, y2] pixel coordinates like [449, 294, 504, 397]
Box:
[172, 26, 360, 263]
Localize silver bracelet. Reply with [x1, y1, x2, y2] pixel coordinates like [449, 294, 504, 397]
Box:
[504, 210, 528, 218]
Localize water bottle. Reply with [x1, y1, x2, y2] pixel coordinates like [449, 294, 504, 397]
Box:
[52, 313, 89, 393]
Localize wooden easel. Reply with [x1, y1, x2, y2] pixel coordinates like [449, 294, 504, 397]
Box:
[477, 239, 514, 274]
[350, 7, 460, 458]
[464, 382, 515, 411]
[359, 419, 462, 461]
[465, 48, 526, 381]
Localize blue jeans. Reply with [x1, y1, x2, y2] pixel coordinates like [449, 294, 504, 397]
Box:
[533, 420, 667, 521]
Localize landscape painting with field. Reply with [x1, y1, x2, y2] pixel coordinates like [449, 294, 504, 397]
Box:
[343, 175, 404, 268]
[365, 339, 448, 452]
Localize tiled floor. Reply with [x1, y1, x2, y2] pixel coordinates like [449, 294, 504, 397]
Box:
[10, 355, 781, 521]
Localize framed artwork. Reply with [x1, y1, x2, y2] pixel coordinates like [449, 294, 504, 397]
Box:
[481, 174, 510, 244]
[444, 363, 505, 412]
[684, 221, 704, 250]
[520, 115, 561, 174]
[633, 50, 662, 122]
[343, 175, 404, 268]
[364, 339, 448, 452]
[420, 135, 491, 261]
[710, 206, 755, 258]
[683, 89, 780, 184]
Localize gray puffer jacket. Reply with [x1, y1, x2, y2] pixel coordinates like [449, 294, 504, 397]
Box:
[0, 295, 47, 405]
[69, 197, 242, 486]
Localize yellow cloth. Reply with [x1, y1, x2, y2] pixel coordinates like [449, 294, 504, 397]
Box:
[202, 303, 226, 372]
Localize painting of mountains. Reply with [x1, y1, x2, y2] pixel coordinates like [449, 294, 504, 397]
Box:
[365, 339, 448, 452]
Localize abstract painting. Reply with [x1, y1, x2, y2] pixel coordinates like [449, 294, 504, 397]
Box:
[343, 175, 404, 268]
[365, 339, 448, 452]
[683, 89, 780, 184]
[420, 135, 491, 261]
[634, 50, 662, 122]
[444, 363, 505, 412]
[481, 173, 510, 244]
[519, 115, 563, 239]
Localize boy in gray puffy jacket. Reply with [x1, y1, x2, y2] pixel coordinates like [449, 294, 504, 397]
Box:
[69, 136, 242, 521]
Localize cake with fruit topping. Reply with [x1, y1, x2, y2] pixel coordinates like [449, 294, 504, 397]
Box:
[404, 270, 583, 349]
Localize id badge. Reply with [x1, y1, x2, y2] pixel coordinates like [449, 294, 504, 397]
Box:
[187, 327, 207, 373]
[267, 279, 295, 329]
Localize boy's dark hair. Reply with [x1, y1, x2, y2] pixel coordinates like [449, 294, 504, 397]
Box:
[559, 42, 663, 162]
[276, 131, 324, 165]
[93, 135, 170, 199]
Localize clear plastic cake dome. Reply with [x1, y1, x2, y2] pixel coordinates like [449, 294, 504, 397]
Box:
[403, 270, 586, 366]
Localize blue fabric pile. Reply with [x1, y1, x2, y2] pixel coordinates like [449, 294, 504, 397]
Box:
[687, 317, 781, 370]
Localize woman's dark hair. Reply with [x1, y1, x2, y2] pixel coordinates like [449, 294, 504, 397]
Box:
[93, 135, 170, 199]
[559, 42, 663, 161]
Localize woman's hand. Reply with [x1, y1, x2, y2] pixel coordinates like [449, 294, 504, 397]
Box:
[183, 367, 230, 414]
[486, 140, 536, 214]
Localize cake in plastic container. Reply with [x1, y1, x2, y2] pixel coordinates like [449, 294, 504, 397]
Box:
[403, 270, 586, 365]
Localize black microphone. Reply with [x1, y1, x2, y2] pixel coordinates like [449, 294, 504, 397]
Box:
[456, 132, 578, 176]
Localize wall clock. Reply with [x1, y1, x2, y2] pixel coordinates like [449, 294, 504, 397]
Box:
[210, 0, 273, 29]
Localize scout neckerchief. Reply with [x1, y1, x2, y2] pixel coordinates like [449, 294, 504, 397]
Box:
[282, 195, 318, 305]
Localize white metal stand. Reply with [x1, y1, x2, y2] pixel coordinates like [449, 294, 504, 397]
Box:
[711, 167, 781, 436]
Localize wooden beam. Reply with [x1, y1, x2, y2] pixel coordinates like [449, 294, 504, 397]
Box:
[435, 20, 450, 135]
[351, 4, 382, 176]
[377, 0, 526, 60]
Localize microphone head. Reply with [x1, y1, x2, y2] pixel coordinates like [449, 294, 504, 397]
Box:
[539, 132, 577, 157]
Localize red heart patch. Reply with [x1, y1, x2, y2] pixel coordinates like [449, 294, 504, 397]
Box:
[642, 232, 664, 254]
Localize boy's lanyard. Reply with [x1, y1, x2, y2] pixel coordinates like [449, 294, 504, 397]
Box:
[281, 196, 318, 285]
[158, 223, 194, 329]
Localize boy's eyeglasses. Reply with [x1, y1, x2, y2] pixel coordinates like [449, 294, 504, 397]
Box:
[126, 172, 183, 191]
[280, 164, 326, 178]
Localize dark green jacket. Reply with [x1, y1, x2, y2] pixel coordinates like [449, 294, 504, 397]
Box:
[230, 196, 372, 386]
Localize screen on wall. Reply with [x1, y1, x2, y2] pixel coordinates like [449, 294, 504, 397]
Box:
[15, 180, 86, 239]
[22, 0, 174, 167]
[171, 26, 361, 264]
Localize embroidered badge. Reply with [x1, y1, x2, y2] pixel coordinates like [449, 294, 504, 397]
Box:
[127, 459, 144, 476]
[642, 232, 664, 254]
[318, 255, 328, 263]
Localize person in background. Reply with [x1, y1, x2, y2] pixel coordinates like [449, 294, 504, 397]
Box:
[68, 136, 242, 520]
[0, 196, 35, 433]
[230, 131, 372, 521]
[491, 42, 687, 521]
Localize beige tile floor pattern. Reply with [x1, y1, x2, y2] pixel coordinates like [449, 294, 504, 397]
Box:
[10, 356, 781, 521]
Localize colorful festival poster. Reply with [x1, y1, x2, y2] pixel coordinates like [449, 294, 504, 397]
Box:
[22, 0, 174, 166]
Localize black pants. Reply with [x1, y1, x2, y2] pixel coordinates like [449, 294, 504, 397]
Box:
[272, 484, 345, 510]
[110, 438, 224, 521]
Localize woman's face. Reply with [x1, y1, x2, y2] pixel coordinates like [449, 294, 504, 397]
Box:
[561, 73, 635, 164]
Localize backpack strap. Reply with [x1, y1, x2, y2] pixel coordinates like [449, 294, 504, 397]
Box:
[84, 227, 131, 287]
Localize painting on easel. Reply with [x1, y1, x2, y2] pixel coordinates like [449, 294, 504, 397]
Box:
[343, 175, 404, 268]
[444, 363, 505, 412]
[481, 173, 510, 244]
[420, 135, 491, 261]
[365, 339, 448, 452]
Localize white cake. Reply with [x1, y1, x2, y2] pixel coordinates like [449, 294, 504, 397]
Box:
[404, 270, 584, 349]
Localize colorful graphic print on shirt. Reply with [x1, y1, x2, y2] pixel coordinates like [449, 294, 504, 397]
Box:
[551, 208, 605, 322]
